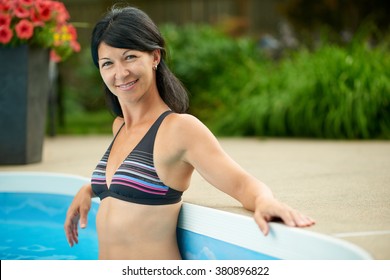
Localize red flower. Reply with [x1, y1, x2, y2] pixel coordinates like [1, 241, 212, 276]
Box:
[67, 24, 77, 40]
[0, 1, 12, 13]
[0, 0, 80, 61]
[0, 13, 11, 27]
[70, 40, 81, 52]
[15, 19, 34, 40]
[30, 8, 44, 26]
[0, 26, 13, 44]
[19, 0, 35, 6]
[34, 0, 52, 22]
[52, 1, 69, 23]
[13, 4, 31, 18]
[50, 49, 62, 63]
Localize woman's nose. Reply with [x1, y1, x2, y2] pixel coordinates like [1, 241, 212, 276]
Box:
[114, 63, 130, 80]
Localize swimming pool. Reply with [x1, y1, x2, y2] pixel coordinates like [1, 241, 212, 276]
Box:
[0, 172, 372, 260]
[1, 192, 99, 260]
[0, 172, 272, 260]
[0, 172, 98, 260]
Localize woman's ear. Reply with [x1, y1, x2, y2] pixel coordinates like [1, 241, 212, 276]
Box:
[153, 49, 161, 65]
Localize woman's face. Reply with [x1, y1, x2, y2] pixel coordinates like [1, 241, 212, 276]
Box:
[97, 42, 160, 104]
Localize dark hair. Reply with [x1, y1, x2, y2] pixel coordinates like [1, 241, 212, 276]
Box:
[91, 6, 189, 116]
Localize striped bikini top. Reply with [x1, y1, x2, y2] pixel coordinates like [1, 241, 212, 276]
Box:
[91, 111, 183, 205]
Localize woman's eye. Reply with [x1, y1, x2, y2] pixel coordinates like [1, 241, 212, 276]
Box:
[101, 61, 112, 68]
[125, 55, 136, 60]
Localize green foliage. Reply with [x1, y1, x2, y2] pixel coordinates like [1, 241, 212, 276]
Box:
[162, 24, 390, 139]
[56, 110, 113, 135]
[58, 24, 389, 139]
[56, 47, 109, 135]
[61, 47, 106, 112]
[161, 24, 267, 120]
[214, 42, 390, 139]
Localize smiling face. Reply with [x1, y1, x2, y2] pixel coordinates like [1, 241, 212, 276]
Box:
[98, 42, 160, 105]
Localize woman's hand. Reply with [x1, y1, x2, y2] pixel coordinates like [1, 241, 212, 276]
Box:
[253, 197, 315, 236]
[64, 184, 93, 247]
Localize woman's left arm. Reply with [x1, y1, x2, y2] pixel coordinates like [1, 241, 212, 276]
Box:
[179, 115, 315, 235]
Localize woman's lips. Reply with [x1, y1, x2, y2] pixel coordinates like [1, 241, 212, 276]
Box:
[116, 79, 138, 90]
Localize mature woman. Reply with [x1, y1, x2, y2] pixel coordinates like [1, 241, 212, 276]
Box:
[64, 6, 315, 260]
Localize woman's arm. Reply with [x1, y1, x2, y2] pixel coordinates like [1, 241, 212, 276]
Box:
[64, 117, 123, 246]
[179, 114, 315, 235]
[64, 183, 95, 247]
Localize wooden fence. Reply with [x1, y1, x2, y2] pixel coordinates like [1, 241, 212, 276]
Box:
[63, 0, 283, 46]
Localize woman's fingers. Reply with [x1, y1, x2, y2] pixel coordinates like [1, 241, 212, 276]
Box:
[254, 199, 315, 235]
[64, 209, 80, 247]
[254, 211, 271, 236]
[78, 205, 90, 229]
[64, 184, 93, 247]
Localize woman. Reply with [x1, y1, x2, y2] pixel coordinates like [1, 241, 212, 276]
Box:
[64, 6, 315, 260]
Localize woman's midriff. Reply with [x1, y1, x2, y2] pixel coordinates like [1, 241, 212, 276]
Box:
[96, 197, 183, 260]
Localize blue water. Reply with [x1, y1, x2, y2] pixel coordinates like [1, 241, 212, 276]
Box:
[1, 192, 277, 260]
[0, 192, 99, 260]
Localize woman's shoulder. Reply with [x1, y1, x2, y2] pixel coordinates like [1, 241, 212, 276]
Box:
[166, 113, 205, 131]
[164, 113, 216, 143]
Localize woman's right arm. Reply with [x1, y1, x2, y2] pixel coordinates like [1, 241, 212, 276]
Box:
[64, 117, 123, 247]
[64, 183, 95, 247]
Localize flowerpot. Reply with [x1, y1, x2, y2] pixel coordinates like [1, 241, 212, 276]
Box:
[0, 45, 50, 165]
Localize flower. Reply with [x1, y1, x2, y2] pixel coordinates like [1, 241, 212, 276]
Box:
[15, 19, 34, 39]
[0, 0, 80, 62]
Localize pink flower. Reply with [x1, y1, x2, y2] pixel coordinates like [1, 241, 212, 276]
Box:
[0, 26, 13, 44]
[0, 2, 12, 13]
[0, 0, 81, 61]
[14, 4, 31, 18]
[30, 8, 44, 27]
[70, 40, 81, 52]
[19, 0, 34, 6]
[52, 1, 69, 23]
[50, 50, 62, 62]
[0, 13, 11, 27]
[15, 19, 34, 40]
[35, 0, 52, 22]
[67, 24, 77, 40]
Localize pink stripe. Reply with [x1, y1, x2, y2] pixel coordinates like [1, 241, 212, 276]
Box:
[114, 176, 165, 191]
[92, 179, 106, 183]
[112, 179, 166, 195]
[113, 177, 166, 192]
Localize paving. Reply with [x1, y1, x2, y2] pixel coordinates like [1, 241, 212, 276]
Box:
[1, 136, 389, 259]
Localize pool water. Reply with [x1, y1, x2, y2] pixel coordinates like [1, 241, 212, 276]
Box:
[0, 191, 274, 260]
[1, 187, 372, 260]
[0, 192, 99, 260]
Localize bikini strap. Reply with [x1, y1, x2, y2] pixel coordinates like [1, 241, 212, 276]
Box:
[136, 111, 173, 153]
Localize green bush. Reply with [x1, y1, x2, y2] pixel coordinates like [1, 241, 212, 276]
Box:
[212, 42, 390, 139]
[162, 24, 390, 139]
[161, 24, 267, 121]
[57, 46, 110, 135]
[58, 24, 389, 139]
[62, 48, 106, 112]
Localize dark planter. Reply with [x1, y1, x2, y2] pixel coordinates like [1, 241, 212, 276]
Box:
[0, 45, 50, 165]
